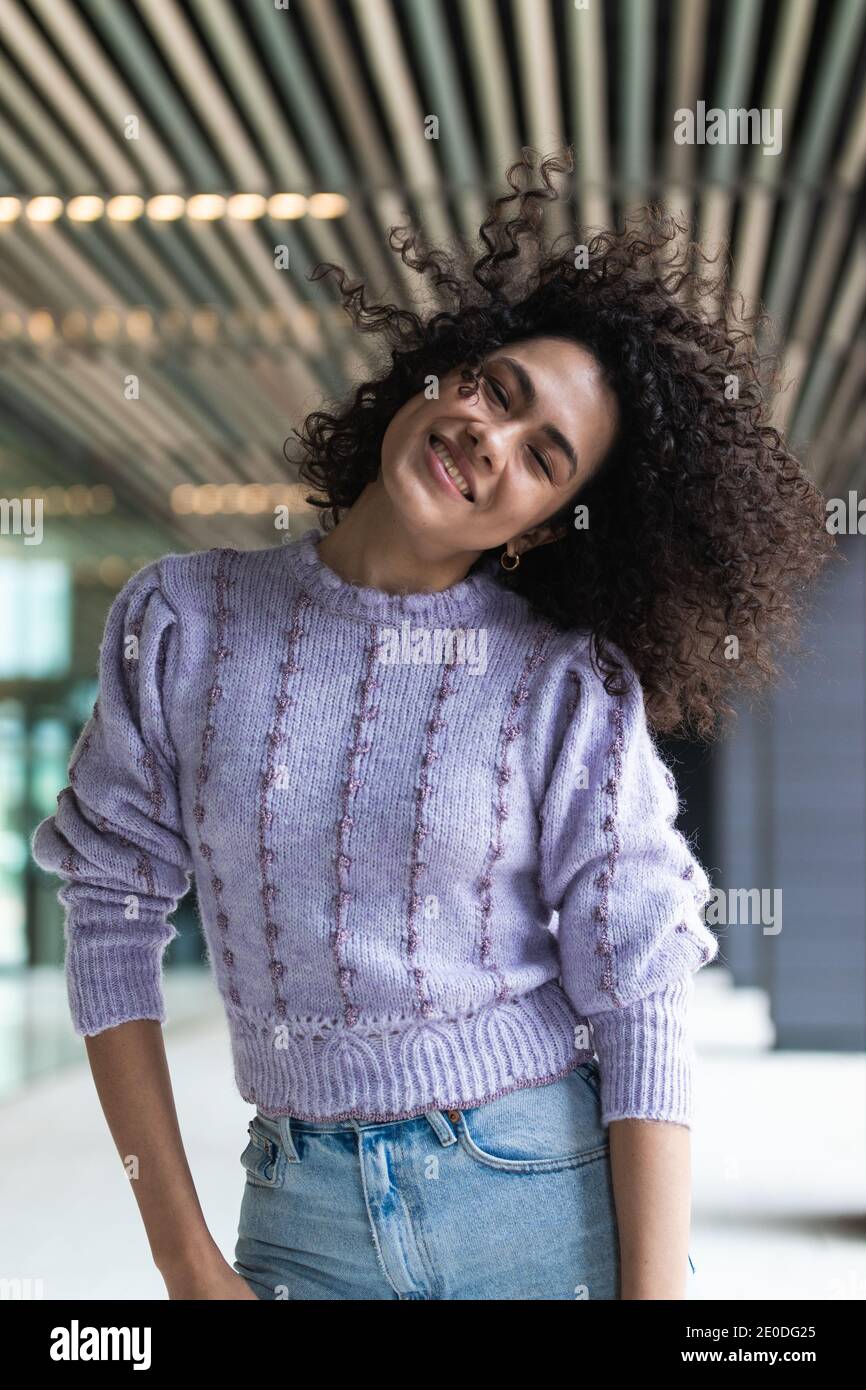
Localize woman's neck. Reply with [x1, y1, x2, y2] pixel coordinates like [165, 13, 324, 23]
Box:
[316, 484, 486, 597]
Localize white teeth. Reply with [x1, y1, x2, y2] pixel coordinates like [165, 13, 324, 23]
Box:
[432, 438, 471, 498]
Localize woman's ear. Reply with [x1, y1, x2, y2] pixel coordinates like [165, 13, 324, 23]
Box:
[522, 521, 571, 554]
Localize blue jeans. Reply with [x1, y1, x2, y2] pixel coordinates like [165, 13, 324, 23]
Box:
[233, 1059, 695, 1300]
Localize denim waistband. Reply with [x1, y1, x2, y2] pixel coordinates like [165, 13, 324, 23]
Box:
[251, 1063, 595, 1160]
[254, 1104, 461, 1160]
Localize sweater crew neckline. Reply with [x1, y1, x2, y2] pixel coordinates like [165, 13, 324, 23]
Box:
[283, 525, 507, 624]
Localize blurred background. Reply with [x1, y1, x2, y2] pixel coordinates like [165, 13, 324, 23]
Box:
[0, 0, 864, 1300]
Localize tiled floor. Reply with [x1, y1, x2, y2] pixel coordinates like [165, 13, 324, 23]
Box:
[1, 967, 864, 1300]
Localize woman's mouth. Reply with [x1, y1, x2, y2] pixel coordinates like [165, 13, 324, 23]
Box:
[425, 434, 474, 502]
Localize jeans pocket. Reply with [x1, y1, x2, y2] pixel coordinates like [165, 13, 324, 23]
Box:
[240, 1116, 287, 1188]
[456, 1069, 609, 1173]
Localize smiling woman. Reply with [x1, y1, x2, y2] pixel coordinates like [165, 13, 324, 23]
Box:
[31, 144, 836, 1304]
[386, 335, 617, 545]
[291, 145, 834, 740]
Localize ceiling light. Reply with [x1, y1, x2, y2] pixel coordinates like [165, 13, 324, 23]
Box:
[147, 194, 185, 221]
[193, 484, 222, 515]
[268, 193, 308, 219]
[0, 197, 22, 222]
[187, 193, 226, 220]
[171, 484, 196, 514]
[307, 192, 349, 219]
[67, 195, 105, 222]
[107, 195, 145, 221]
[88, 485, 114, 514]
[27, 310, 55, 342]
[227, 193, 267, 219]
[239, 484, 270, 513]
[66, 485, 91, 515]
[126, 308, 154, 339]
[217, 484, 243, 512]
[92, 308, 120, 340]
[26, 196, 64, 222]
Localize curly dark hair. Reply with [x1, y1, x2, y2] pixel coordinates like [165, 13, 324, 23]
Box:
[286, 146, 837, 740]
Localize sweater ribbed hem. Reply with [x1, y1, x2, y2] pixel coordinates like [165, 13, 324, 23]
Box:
[229, 979, 592, 1123]
[589, 977, 695, 1128]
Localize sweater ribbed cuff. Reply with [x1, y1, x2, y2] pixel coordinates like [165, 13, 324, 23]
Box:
[589, 976, 695, 1128]
[66, 936, 176, 1037]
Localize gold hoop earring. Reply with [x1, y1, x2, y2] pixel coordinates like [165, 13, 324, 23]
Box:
[500, 550, 520, 571]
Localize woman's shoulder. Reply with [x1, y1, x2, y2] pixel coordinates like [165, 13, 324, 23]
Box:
[537, 623, 639, 694]
[521, 624, 644, 757]
[145, 541, 286, 614]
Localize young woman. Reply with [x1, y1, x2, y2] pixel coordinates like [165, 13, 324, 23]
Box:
[31, 149, 835, 1301]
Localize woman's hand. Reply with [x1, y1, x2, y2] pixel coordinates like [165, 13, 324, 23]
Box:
[81, 1023, 262, 1300]
[161, 1250, 261, 1300]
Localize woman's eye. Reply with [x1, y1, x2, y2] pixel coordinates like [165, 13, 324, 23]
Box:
[483, 373, 553, 482]
[530, 448, 553, 481]
[483, 374, 508, 408]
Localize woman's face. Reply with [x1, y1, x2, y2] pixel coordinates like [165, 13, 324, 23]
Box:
[380, 335, 620, 555]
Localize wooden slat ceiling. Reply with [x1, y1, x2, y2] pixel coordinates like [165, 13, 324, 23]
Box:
[0, 0, 864, 569]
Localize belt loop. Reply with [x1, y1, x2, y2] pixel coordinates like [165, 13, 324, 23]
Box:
[425, 1109, 459, 1146]
[277, 1114, 301, 1162]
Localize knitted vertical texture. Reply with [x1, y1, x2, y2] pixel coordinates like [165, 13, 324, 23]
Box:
[31, 528, 719, 1125]
[476, 622, 558, 1005]
[332, 626, 381, 1027]
[406, 648, 456, 1017]
[195, 548, 243, 1009]
[538, 650, 719, 1128]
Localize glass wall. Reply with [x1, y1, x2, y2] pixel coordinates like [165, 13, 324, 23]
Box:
[0, 555, 205, 1097]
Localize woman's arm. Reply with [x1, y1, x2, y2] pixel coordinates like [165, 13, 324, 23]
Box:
[608, 1118, 691, 1299]
[29, 566, 253, 1297]
[84, 1019, 257, 1300]
[535, 642, 717, 1294]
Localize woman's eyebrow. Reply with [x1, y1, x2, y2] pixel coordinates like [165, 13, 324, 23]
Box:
[493, 355, 579, 479]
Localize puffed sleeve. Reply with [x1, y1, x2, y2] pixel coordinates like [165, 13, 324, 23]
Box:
[30, 560, 193, 1036]
[538, 640, 719, 1127]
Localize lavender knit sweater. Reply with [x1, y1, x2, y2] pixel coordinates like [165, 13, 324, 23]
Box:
[30, 525, 718, 1127]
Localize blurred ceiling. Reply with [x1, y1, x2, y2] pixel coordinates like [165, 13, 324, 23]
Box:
[0, 0, 864, 570]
